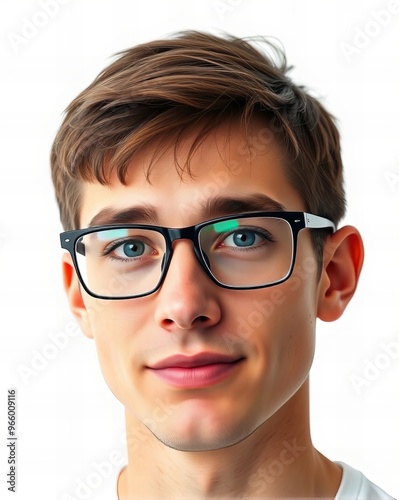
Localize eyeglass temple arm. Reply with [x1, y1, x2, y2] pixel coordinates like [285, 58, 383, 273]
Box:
[76, 241, 86, 256]
[304, 213, 336, 232]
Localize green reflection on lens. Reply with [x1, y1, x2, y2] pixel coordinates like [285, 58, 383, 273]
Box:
[97, 228, 129, 240]
[212, 219, 239, 233]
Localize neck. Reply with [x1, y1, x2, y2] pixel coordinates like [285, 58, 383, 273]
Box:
[118, 381, 341, 499]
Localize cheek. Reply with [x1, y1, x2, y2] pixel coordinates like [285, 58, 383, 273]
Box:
[272, 261, 319, 387]
[84, 299, 149, 401]
[225, 262, 318, 392]
[269, 289, 316, 410]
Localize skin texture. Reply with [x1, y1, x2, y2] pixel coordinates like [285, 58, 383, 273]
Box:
[62, 118, 364, 498]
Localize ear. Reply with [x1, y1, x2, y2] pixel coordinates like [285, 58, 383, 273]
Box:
[62, 252, 94, 339]
[317, 225, 364, 322]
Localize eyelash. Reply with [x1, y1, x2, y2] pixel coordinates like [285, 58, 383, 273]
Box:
[217, 227, 275, 250]
[98, 226, 275, 261]
[102, 238, 155, 261]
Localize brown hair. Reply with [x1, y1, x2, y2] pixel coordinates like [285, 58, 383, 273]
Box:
[51, 30, 345, 262]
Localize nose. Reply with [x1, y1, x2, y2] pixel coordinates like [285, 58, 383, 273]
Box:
[154, 240, 222, 331]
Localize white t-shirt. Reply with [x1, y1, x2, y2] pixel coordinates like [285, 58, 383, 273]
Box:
[95, 461, 395, 499]
[335, 462, 395, 499]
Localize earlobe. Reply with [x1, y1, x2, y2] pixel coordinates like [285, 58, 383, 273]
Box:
[62, 253, 94, 339]
[317, 226, 364, 322]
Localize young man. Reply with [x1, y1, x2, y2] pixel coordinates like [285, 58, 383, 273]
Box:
[51, 31, 394, 499]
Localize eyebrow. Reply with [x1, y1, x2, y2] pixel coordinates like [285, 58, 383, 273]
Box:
[88, 205, 159, 227]
[201, 194, 286, 219]
[87, 193, 286, 227]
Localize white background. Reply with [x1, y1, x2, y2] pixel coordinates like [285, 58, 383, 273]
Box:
[0, 0, 398, 498]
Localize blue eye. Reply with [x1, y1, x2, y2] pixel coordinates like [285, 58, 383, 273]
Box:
[214, 223, 277, 252]
[105, 239, 152, 260]
[222, 229, 265, 249]
[231, 230, 256, 247]
[117, 240, 146, 258]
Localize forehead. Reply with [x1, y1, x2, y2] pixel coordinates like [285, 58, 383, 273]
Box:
[79, 118, 306, 228]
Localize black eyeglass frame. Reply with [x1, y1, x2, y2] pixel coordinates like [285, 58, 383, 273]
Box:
[60, 211, 335, 300]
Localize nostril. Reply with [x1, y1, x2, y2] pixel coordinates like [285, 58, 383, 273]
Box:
[196, 315, 209, 324]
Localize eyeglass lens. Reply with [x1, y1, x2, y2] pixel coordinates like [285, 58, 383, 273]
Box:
[74, 217, 294, 298]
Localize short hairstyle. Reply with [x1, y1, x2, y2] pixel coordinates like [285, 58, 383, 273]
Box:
[51, 30, 345, 264]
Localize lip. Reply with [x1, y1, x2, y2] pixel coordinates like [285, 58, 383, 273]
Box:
[147, 353, 245, 388]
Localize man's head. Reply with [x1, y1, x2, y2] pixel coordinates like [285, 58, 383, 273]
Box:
[51, 31, 345, 261]
[51, 31, 363, 453]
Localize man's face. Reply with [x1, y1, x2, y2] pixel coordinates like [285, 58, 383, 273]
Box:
[74, 119, 322, 452]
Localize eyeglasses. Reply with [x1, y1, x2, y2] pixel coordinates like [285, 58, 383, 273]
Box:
[60, 212, 335, 300]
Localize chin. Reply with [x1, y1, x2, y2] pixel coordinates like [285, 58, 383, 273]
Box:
[146, 416, 263, 452]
